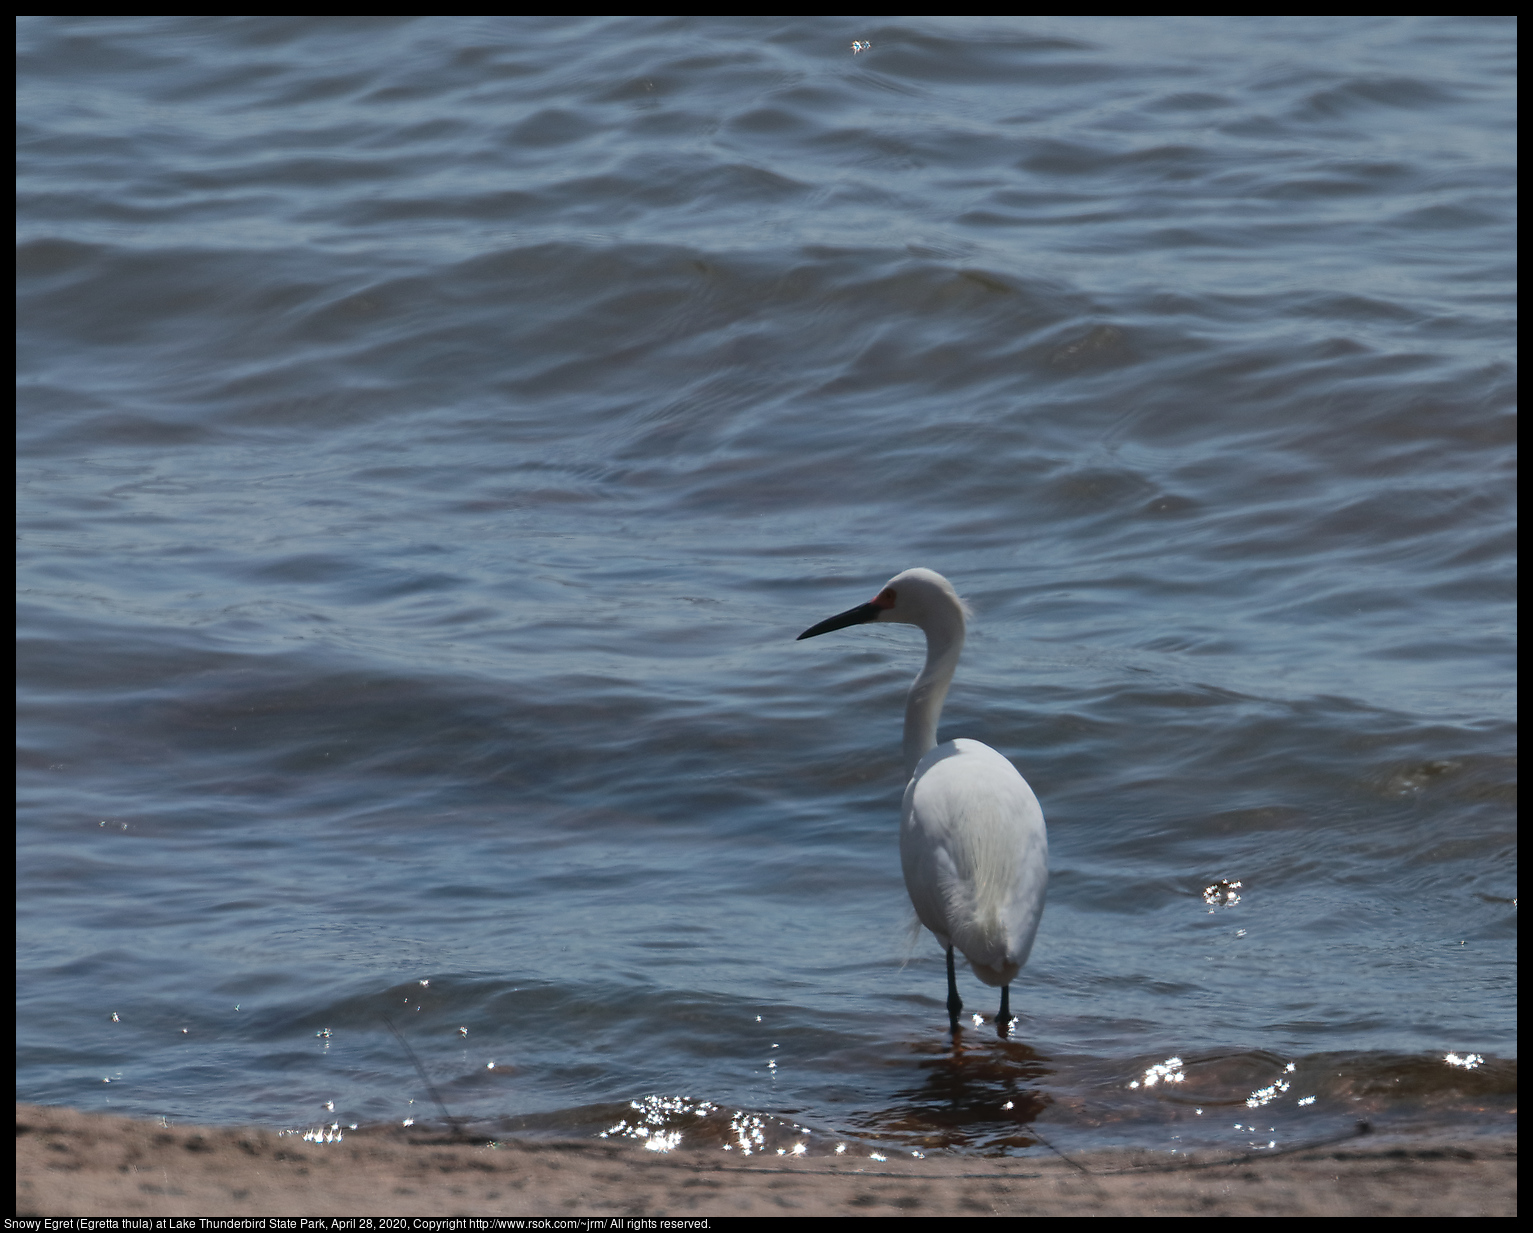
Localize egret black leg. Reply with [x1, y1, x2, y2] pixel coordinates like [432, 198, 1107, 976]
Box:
[997, 985, 1011, 1038]
[946, 946, 963, 1031]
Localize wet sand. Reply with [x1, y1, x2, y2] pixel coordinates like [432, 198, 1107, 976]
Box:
[17, 1104, 1515, 1217]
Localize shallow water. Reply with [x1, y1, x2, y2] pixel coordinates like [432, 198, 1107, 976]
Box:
[17, 16, 1515, 1158]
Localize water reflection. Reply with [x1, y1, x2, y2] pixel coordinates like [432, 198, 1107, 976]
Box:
[851, 1031, 1055, 1152]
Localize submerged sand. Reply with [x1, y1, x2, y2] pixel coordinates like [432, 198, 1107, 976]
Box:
[17, 1103, 1515, 1217]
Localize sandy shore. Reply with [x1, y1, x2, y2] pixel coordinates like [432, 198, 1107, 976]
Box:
[17, 1103, 1515, 1217]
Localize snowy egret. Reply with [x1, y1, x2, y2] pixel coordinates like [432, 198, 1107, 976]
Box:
[798, 569, 1047, 1036]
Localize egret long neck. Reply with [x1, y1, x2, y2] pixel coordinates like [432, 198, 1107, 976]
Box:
[903, 614, 965, 777]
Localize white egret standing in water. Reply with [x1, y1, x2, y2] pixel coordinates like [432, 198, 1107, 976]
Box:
[798, 569, 1047, 1035]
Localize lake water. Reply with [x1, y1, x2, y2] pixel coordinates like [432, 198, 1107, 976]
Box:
[17, 16, 1515, 1160]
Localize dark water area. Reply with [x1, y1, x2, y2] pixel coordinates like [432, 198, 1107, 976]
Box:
[18, 16, 1515, 1159]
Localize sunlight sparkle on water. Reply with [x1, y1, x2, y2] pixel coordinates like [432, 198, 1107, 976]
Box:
[599, 1094, 720, 1153]
[1246, 1078, 1290, 1108]
[1129, 1056, 1185, 1088]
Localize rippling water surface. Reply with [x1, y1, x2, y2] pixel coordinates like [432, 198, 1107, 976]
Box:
[17, 16, 1515, 1158]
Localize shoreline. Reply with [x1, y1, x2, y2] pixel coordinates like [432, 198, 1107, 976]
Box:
[17, 1103, 1515, 1217]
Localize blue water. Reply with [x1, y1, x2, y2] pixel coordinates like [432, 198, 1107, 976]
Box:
[17, 16, 1515, 1158]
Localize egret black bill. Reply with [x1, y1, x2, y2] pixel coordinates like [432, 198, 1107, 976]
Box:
[797, 601, 884, 641]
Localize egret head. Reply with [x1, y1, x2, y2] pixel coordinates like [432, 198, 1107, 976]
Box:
[797, 568, 969, 640]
